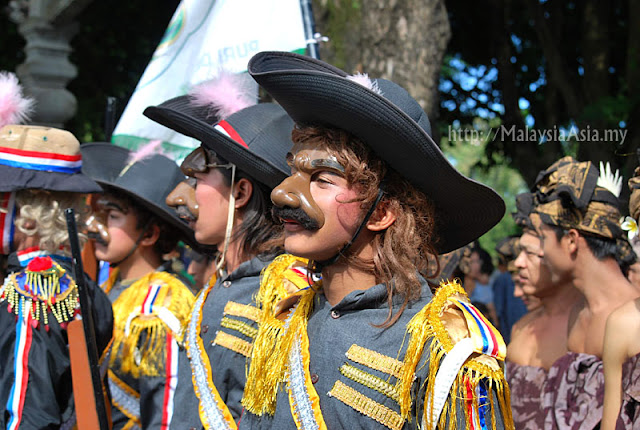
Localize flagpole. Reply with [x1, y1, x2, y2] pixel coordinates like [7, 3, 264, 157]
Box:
[299, 0, 320, 59]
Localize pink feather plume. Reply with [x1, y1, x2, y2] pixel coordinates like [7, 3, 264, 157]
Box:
[189, 70, 257, 120]
[119, 139, 166, 177]
[347, 72, 382, 95]
[0, 71, 34, 128]
[126, 139, 164, 165]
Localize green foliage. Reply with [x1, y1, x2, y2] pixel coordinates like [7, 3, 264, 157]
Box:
[441, 117, 528, 258]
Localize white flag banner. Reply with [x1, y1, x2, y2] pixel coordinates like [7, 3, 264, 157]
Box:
[112, 0, 307, 161]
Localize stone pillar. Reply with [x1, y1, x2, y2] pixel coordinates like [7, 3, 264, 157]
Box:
[9, 0, 87, 127]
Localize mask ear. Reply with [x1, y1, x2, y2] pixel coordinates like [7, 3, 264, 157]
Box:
[366, 201, 396, 232]
[233, 177, 253, 210]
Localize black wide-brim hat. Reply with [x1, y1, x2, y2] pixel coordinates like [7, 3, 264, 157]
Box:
[247, 51, 506, 254]
[143, 98, 293, 189]
[81, 142, 130, 184]
[81, 146, 198, 249]
[0, 125, 101, 193]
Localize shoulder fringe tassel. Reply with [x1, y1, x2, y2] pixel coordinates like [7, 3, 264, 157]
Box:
[242, 254, 312, 416]
[109, 271, 195, 378]
[398, 280, 514, 430]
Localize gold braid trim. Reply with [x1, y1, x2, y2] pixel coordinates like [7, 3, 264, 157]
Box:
[397, 280, 513, 429]
[110, 271, 195, 378]
[242, 254, 310, 416]
[328, 380, 404, 430]
[346, 344, 404, 379]
[224, 301, 261, 322]
[220, 316, 258, 339]
[339, 363, 400, 402]
[213, 331, 253, 357]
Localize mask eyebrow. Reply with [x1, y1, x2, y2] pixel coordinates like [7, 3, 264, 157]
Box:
[310, 158, 345, 173]
[97, 198, 127, 214]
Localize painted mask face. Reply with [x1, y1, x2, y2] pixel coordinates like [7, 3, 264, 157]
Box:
[86, 199, 110, 247]
[180, 146, 232, 177]
[271, 141, 364, 261]
[180, 146, 235, 246]
[92, 195, 140, 264]
[0, 192, 16, 254]
[166, 177, 199, 228]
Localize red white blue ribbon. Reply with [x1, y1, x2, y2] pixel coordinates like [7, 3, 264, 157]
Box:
[6, 303, 34, 430]
[454, 299, 505, 359]
[1, 192, 16, 255]
[160, 333, 179, 429]
[0, 146, 82, 174]
[142, 283, 162, 315]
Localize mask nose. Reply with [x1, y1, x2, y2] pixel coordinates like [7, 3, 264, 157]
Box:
[86, 214, 110, 244]
[271, 179, 302, 209]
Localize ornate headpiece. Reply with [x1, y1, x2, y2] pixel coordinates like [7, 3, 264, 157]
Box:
[532, 156, 623, 240]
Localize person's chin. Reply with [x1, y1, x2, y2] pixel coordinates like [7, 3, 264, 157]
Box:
[283, 242, 335, 262]
[94, 244, 108, 261]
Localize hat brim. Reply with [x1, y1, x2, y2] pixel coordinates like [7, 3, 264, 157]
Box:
[248, 51, 505, 253]
[0, 164, 102, 193]
[143, 98, 288, 189]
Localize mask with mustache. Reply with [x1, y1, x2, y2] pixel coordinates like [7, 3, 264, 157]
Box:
[272, 206, 320, 230]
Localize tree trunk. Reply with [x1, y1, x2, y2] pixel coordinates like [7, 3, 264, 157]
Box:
[312, 0, 451, 133]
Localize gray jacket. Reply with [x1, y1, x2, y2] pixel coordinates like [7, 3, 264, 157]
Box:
[239, 275, 508, 430]
[169, 255, 275, 430]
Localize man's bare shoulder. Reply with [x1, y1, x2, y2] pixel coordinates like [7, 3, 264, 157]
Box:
[511, 307, 544, 334]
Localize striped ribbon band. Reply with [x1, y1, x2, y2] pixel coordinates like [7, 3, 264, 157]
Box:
[454, 300, 505, 360]
[1, 192, 15, 255]
[6, 304, 34, 430]
[161, 333, 179, 428]
[214, 121, 248, 148]
[142, 283, 162, 315]
[0, 146, 82, 173]
[16, 246, 71, 267]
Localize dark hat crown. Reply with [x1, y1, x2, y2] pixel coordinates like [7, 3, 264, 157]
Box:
[375, 79, 432, 137]
[113, 154, 185, 216]
[215, 103, 292, 180]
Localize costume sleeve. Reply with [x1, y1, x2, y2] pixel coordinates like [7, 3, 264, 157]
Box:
[399, 281, 513, 430]
[109, 273, 195, 428]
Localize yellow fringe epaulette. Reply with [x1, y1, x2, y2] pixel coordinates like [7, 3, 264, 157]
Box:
[1, 256, 78, 328]
[397, 280, 513, 429]
[242, 254, 315, 416]
[110, 271, 195, 378]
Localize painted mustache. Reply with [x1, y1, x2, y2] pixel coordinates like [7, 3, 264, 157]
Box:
[87, 231, 108, 246]
[272, 206, 320, 231]
[174, 205, 197, 223]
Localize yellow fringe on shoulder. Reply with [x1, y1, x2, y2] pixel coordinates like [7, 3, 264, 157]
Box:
[397, 280, 513, 430]
[109, 271, 195, 378]
[242, 254, 312, 416]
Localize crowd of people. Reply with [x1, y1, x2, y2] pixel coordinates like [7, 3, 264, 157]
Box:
[0, 50, 638, 430]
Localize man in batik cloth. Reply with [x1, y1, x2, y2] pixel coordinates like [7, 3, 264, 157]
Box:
[528, 156, 639, 428]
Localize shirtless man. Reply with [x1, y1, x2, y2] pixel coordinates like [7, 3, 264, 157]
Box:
[506, 192, 582, 429]
[601, 161, 640, 429]
[531, 156, 640, 429]
[507, 226, 581, 369]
